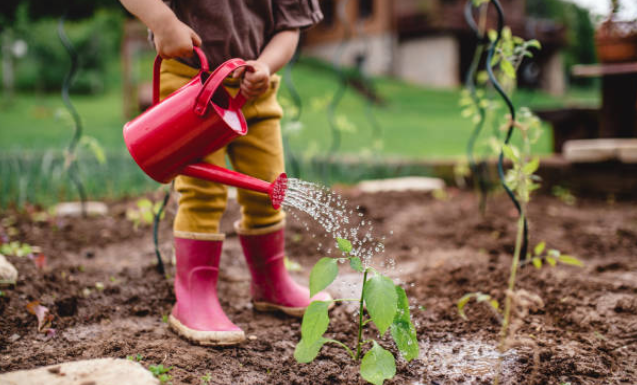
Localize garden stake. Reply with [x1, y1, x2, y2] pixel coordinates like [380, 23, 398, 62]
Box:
[484, 0, 529, 260]
[152, 182, 173, 275]
[123, 48, 288, 209]
[58, 14, 87, 217]
[463, 1, 491, 213]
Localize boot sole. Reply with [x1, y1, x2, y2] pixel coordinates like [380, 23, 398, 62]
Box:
[168, 315, 246, 346]
[253, 296, 335, 318]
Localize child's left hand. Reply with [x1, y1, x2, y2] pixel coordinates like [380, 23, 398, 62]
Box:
[233, 60, 271, 100]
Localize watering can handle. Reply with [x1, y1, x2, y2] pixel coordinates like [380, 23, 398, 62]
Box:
[152, 47, 209, 106]
[193, 59, 253, 117]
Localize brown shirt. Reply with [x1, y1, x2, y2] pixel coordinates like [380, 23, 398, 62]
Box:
[164, 0, 323, 69]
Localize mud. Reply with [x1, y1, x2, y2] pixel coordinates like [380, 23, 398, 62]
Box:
[1, 189, 636, 384]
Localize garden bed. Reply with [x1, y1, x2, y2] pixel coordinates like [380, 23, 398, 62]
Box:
[1, 189, 636, 384]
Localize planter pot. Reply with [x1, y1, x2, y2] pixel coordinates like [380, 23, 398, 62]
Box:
[595, 20, 637, 63]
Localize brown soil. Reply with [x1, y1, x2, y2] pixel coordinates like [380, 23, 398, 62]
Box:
[1, 189, 636, 384]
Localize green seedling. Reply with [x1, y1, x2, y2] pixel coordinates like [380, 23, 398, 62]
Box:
[295, 238, 418, 385]
[0, 241, 34, 257]
[127, 354, 144, 362]
[200, 372, 212, 385]
[149, 364, 172, 384]
[126, 198, 165, 230]
[551, 186, 577, 206]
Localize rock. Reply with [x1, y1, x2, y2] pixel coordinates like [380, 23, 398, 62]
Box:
[357, 177, 445, 193]
[0, 358, 159, 385]
[0, 254, 18, 285]
[54, 202, 108, 217]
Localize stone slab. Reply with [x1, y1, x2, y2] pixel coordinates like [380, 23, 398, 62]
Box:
[0, 358, 159, 385]
[357, 176, 446, 193]
[563, 139, 637, 163]
[0, 253, 18, 285]
[54, 202, 109, 217]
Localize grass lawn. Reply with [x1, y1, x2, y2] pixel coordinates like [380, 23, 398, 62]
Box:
[0, 56, 600, 207]
[1, 58, 600, 156]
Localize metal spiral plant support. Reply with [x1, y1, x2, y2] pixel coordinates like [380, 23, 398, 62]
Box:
[153, 182, 173, 275]
[58, 15, 88, 217]
[464, 1, 490, 213]
[282, 47, 303, 178]
[485, 0, 529, 259]
[323, 0, 352, 185]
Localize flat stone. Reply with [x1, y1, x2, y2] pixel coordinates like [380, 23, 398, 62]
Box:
[0, 254, 18, 285]
[357, 176, 445, 193]
[54, 202, 108, 217]
[0, 358, 159, 385]
[563, 139, 637, 164]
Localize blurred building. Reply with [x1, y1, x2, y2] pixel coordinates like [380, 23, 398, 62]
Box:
[302, 0, 566, 95]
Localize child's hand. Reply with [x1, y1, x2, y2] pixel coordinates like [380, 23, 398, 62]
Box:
[153, 18, 202, 60]
[233, 61, 271, 100]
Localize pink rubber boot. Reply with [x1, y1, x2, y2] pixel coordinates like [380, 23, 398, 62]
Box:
[235, 221, 332, 317]
[169, 232, 245, 346]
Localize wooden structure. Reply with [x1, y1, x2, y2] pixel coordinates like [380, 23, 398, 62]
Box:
[303, 0, 566, 93]
[572, 62, 637, 138]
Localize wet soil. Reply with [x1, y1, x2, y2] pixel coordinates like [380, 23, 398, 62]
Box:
[1, 189, 636, 384]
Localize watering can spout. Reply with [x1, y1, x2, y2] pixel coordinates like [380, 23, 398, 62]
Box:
[182, 164, 287, 210]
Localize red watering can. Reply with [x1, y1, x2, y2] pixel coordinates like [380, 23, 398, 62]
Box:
[123, 47, 287, 209]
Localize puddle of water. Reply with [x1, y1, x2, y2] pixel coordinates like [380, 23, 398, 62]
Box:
[415, 339, 518, 384]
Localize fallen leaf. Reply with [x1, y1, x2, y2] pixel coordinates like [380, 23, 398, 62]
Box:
[26, 301, 54, 333]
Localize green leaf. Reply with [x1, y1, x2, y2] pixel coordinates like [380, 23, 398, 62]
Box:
[301, 301, 330, 345]
[527, 39, 542, 49]
[532, 257, 542, 269]
[457, 293, 474, 320]
[546, 257, 557, 267]
[476, 293, 491, 303]
[534, 241, 546, 256]
[309, 257, 339, 297]
[500, 59, 517, 79]
[390, 286, 419, 361]
[489, 299, 499, 311]
[360, 341, 396, 385]
[558, 255, 584, 267]
[502, 145, 518, 162]
[487, 29, 498, 42]
[523, 157, 540, 175]
[137, 199, 152, 209]
[364, 275, 397, 335]
[294, 337, 328, 363]
[336, 238, 352, 254]
[349, 257, 363, 272]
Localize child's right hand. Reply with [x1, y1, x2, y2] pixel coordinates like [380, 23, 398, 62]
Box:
[153, 18, 202, 60]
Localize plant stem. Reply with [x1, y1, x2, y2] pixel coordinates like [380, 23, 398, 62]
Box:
[326, 339, 356, 360]
[494, 213, 525, 385]
[355, 268, 369, 361]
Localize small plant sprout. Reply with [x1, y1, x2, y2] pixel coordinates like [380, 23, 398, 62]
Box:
[127, 353, 144, 362]
[126, 198, 165, 230]
[0, 241, 35, 258]
[149, 364, 172, 384]
[294, 237, 419, 385]
[200, 372, 212, 385]
[524, 242, 583, 269]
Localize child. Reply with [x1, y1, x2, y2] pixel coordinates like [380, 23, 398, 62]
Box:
[119, 0, 330, 346]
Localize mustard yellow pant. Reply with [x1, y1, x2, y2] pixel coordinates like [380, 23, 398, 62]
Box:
[159, 59, 286, 233]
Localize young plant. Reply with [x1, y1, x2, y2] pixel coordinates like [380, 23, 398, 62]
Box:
[148, 364, 172, 384]
[294, 238, 419, 385]
[458, 3, 582, 384]
[126, 198, 165, 230]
